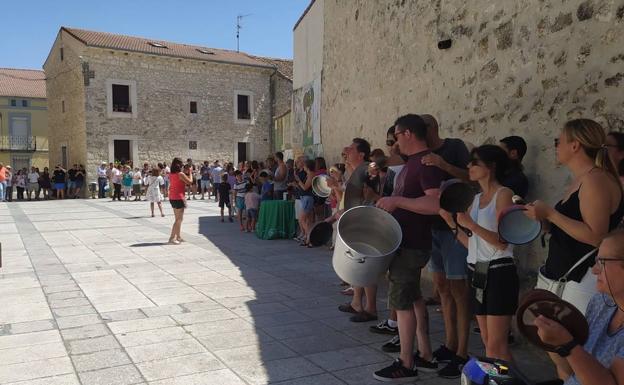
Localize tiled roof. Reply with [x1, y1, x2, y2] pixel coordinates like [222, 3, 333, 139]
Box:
[63, 27, 276, 69]
[0, 68, 46, 99]
[249, 56, 293, 80]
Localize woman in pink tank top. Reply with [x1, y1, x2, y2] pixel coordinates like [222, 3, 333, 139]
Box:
[168, 157, 193, 244]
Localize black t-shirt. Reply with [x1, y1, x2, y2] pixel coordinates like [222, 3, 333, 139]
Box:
[432, 138, 470, 230]
[76, 169, 85, 182]
[218, 183, 231, 202]
[53, 170, 66, 183]
[501, 167, 529, 199]
[68, 169, 77, 181]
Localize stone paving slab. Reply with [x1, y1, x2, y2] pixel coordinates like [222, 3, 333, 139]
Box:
[0, 199, 556, 384]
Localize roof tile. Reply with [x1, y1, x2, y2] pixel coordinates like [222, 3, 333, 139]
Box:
[0, 68, 46, 99]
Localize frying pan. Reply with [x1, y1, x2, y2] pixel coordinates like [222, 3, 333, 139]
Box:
[498, 196, 542, 245]
[516, 289, 589, 352]
[439, 180, 476, 237]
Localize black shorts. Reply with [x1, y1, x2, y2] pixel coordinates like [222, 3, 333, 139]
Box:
[218, 199, 231, 208]
[468, 258, 519, 316]
[170, 199, 186, 209]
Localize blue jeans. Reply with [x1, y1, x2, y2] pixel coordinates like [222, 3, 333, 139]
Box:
[0, 181, 5, 201]
[97, 177, 107, 198]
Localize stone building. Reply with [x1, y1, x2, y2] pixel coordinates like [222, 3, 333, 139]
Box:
[294, 0, 624, 270]
[0, 68, 49, 170]
[43, 27, 292, 178]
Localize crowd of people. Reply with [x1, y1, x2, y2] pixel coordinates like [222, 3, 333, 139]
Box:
[2, 116, 624, 385]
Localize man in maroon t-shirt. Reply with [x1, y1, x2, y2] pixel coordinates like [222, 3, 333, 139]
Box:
[374, 114, 446, 382]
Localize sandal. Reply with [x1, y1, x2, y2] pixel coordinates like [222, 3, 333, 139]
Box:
[349, 311, 378, 323]
[341, 287, 354, 296]
[338, 303, 359, 314]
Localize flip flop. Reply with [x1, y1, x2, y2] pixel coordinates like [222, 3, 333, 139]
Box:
[341, 287, 354, 296]
[350, 312, 378, 323]
[338, 303, 359, 314]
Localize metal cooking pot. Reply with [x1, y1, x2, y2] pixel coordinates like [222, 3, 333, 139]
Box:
[309, 221, 333, 247]
[312, 174, 331, 198]
[333, 206, 402, 287]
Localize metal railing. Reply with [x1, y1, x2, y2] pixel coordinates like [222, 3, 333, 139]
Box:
[0, 136, 48, 151]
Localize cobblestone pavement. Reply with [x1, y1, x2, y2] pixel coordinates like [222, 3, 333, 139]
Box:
[0, 199, 555, 385]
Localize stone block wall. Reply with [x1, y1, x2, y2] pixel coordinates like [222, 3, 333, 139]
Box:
[81, 47, 273, 176]
[44, 30, 88, 171]
[321, 0, 624, 270]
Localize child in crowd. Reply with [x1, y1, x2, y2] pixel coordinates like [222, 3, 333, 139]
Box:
[218, 174, 233, 222]
[16, 170, 26, 200]
[132, 168, 142, 201]
[145, 168, 165, 217]
[233, 171, 247, 231]
[244, 183, 261, 232]
[260, 172, 274, 201]
[122, 166, 133, 200]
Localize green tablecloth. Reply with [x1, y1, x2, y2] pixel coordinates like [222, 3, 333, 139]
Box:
[256, 200, 296, 240]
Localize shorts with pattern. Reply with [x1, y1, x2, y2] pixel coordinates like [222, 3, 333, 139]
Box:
[388, 248, 431, 310]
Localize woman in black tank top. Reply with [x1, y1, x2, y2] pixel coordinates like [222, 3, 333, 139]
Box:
[526, 119, 624, 380]
[526, 119, 624, 282]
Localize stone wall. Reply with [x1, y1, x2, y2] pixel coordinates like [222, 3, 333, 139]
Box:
[81, 47, 273, 176]
[321, 0, 624, 270]
[44, 30, 87, 171]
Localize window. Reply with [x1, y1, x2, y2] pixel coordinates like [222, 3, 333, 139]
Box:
[237, 94, 251, 120]
[10, 99, 16, 107]
[196, 48, 214, 55]
[22, 100, 28, 107]
[112, 84, 131, 113]
[61, 146, 68, 169]
[62, 100, 65, 113]
[190, 101, 197, 114]
[148, 42, 168, 48]
[60, 47, 64, 61]
[189, 141, 197, 150]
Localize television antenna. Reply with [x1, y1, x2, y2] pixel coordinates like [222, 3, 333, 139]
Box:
[236, 13, 252, 52]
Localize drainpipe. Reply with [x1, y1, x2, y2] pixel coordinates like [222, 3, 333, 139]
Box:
[269, 67, 278, 155]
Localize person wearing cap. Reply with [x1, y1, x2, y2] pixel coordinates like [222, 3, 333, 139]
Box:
[0, 162, 7, 202]
[97, 162, 108, 198]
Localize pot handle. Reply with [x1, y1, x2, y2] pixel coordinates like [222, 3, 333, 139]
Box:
[345, 250, 366, 263]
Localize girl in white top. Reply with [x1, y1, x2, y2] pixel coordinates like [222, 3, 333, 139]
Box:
[145, 168, 165, 217]
[440, 144, 517, 362]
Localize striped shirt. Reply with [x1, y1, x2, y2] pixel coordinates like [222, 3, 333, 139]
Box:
[234, 181, 247, 198]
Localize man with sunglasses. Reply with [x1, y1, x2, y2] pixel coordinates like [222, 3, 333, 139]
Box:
[374, 114, 446, 382]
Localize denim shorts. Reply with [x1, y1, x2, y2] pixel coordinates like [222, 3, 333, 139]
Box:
[236, 196, 246, 211]
[67, 181, 76, 189]
[300, 195, 314, 213]
[428, 229, 469, 279]
[201, 180, 211, 189]
[247, 208, 258, 219]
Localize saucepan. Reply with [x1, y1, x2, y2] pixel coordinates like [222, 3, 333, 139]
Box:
[312, 174, 331, 198]
[497, 195, 542, 245]
[439, 180, 476, 237]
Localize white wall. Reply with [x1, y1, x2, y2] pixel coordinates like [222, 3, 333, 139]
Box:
[293, 0, 324, 89]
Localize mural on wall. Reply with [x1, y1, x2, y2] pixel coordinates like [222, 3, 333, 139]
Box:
[293, 76, 321, 152]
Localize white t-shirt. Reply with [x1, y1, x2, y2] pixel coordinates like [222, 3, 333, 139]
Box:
[210, 166, 223, 182]
[111, 168, 122, 184]
[28, 172, 39, 183]
[132, 171, 142, 185]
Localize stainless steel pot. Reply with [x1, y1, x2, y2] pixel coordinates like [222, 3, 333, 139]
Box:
[333, 206, 402, 287]
[312, 174, 331, 197]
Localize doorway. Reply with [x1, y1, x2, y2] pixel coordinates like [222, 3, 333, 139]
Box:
[114, 140, 130, 164]
[237, 142, 249, 164]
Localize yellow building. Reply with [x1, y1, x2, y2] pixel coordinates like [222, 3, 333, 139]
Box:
[0, 68, 48, 171]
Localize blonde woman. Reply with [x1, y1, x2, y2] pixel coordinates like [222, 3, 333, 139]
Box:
[525, 119, 624, 380]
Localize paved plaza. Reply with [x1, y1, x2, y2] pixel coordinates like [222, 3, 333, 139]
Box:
[0, 199, 554, 385]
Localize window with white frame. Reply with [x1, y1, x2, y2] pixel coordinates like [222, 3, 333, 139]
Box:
[106, 79, 137, 118]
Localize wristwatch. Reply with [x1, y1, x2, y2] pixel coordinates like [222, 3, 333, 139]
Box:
[555, 339, 578, 357]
